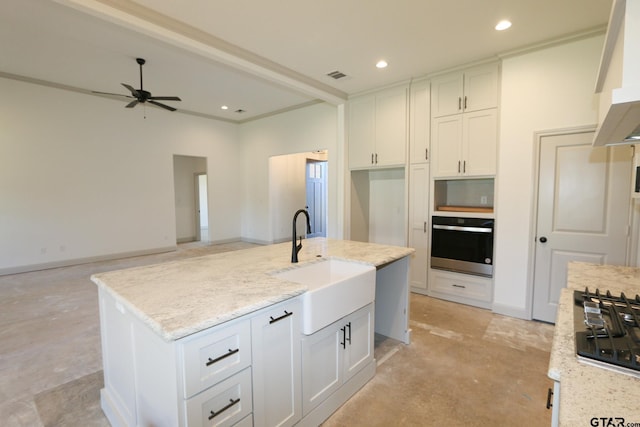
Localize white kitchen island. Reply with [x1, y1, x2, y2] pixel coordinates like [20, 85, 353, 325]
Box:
[91, 238, 413, 427]
[548, 263, 640, 426]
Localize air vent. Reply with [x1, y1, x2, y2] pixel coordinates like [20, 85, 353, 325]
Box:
[235, 109, 246, 114]
[327, 70, 347, 80]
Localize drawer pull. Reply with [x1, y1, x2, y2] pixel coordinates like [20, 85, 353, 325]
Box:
[208, 398, 240, 420]
[205, 348, 239, 367]
[269, 310, 293, 324]
[546, 387, 553, 409]
[452, 284, 466, 289]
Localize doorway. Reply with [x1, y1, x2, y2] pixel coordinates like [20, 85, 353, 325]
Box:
[531, 128, 632, 322]
[173, 155, 208, 243]
[306, 159, 327, 238]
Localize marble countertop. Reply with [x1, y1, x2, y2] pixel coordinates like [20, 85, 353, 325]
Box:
[91, 238, 414, 342]
[548, 262, 640, 425]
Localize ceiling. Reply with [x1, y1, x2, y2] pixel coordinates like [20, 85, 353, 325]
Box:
[0, 0, 613, 122]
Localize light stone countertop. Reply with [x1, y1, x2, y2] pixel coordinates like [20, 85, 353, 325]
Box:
[548, 262, 640, 425]
[91, 238, 414, 342]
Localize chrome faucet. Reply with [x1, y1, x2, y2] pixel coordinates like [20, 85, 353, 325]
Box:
[291, 208, 311, 263]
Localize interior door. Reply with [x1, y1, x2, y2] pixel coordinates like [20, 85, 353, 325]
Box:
[306, 160, 327, 238]
[532, 130, 632, 323]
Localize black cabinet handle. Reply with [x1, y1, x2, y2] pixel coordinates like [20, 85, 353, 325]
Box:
[208, 398, 240, 420]
[346, 322, 351, 345]
[206, 348, 239, 367]
[546, 387, 553, 409]
[340, 326, 346, 349]
[371, 153, 374, 164]
[269, 310, 293, 324]
[452, 284, 466, 289]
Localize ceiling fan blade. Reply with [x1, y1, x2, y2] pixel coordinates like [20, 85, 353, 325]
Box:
[121, 83, 141, 98]
[92, 90, 134, 98]
[149, 96, 181, 101]
[148, 100, 177, 112]
[125, 100, 139, 108]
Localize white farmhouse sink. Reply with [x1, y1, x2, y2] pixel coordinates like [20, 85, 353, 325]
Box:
[273, 259, 376, 335]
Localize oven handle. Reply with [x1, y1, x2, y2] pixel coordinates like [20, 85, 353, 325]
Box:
[432, 224, 492, 233]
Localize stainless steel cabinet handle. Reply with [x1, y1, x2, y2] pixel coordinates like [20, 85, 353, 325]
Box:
[433, 224, 492, 233]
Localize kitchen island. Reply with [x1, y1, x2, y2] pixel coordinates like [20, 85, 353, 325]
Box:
[91, 238, 414, 427]
[548, 262, 640, 426]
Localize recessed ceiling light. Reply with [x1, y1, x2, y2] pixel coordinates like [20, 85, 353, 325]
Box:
[495, 20, 512, 31]
[221, 105, 229, 110]
[376, 60, 388, 69]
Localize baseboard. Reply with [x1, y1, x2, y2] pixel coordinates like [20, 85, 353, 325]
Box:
[0, 246, 176, 276]
[410, 287, 429, 296]
[491, 302, 531, 320]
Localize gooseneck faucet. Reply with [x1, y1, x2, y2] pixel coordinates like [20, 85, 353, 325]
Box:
[291, 209, 312, 263]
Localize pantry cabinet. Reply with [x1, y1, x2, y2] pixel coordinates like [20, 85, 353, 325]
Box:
[408, 164, 429, 293]
[431, 63, 499, 117]
[409, 79, 430, 164]
[348, 85, 407, 169]
[431, 108, 497, 177]
[301, 303, 374, 415]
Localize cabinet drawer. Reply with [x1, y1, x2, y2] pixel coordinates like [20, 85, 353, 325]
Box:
[430, 269, 492, 302]
[181, 319, 251, 398]
[185, 367, 252, 427]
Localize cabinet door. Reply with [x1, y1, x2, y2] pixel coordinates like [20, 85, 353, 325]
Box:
[431, 72, 463, 117]
[462, 109, 497, 176]
[343, 304, 374, 383]
[375, 86, 407, 167]
[431, 115, 463, 177]
[463, 63, 499, 113]
[251, 299, 302, 427]
[348, 95, 376, 169]
[409, 80, 431, 164]
[408, 164, 429, 291]
[301, 323, 341, 415]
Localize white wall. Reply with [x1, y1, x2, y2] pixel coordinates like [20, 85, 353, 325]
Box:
[239, 103, 342, 244]
[0, 77, 240, 273]
[494, 34, 605, 318]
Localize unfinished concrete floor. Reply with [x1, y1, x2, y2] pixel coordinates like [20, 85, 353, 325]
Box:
[0, 242, 554, 426]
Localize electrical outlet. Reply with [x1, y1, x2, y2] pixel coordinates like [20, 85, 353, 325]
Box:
[480, 196, 488, 205]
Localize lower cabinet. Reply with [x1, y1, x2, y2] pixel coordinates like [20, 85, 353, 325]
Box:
[428, 268, 493, 309]
[251, 300, 302, 427]
[98, 288, 301, 427]
[301, 303, 374, 415]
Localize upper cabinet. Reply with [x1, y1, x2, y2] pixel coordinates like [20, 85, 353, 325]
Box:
[431, 63, 499, 118]
[409, 79, 431, 164]
[431, 62, 499, 178]
[348, 85, 408, 169]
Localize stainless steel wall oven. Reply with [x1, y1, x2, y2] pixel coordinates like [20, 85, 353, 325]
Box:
[431, 216, 494, 277]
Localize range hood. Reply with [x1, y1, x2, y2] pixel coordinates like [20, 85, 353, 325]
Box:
[593, 0, 640, 146]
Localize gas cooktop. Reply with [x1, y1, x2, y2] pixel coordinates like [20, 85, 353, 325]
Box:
[574, 288, 640, 376]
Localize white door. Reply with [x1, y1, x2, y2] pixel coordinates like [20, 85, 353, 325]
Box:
[306, 161, 327, 238]
[532, 130, 632, 322]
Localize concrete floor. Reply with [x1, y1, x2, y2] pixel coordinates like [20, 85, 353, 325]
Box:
[0, 242, 554, 426]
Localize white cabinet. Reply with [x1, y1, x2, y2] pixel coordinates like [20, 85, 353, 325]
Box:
[349, 85, 407, 169]
[431, 63, 499, 117]
[408, 164, 429, 293]
[251, 299, 302, 427]
[428, 268, 493, 309]
[98, 288, 302, 427]
[431, 109, 497, 177]
[409, 79, 430, 164]
[301, 303, 374, 415]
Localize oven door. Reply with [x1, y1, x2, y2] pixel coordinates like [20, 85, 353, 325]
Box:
[431, 216, 494, 277]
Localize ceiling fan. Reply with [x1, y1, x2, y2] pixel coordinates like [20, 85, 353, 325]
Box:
[94, 57, 181, 111]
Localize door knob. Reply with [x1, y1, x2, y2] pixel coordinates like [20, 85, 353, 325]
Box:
[539, 236, 547, 243]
